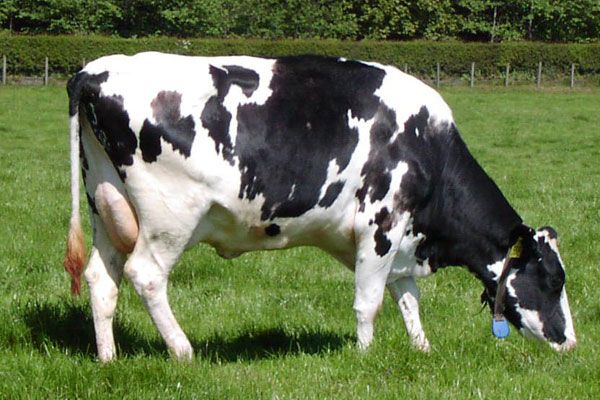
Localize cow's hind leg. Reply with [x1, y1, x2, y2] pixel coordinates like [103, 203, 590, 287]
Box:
[387, 277, 430, 352]
[124, 237, 192, 360]
[84, 219, 125, 362]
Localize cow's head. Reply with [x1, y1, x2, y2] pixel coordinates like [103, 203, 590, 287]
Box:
[487, 226, 576, 351]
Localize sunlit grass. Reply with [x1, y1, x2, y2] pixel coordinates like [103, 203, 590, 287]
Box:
[0, 85, 598, 399]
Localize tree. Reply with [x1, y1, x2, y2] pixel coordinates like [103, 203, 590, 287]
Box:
[159, 0, 232, 37]
[353, 0, 416, 39]
[5, 0, 121, 34]
[1, 0, 598, 41]
[528, 0, 600, 42]
[0, 0, 17, 32]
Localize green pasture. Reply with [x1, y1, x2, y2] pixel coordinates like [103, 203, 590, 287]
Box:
[0, 85, 598, 399]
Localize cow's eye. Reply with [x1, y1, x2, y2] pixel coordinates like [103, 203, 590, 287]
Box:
[545, 275, 563, 292]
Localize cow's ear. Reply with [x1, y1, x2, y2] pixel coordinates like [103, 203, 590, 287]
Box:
[509, 224, 536, 261]
[538, 226, 558, 240]
[538, 225, 559, 248]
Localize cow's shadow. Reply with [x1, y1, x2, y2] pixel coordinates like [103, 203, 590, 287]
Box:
[21, 301, 350, 362]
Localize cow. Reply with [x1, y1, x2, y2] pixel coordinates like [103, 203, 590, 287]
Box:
[64, 52, 576, 362]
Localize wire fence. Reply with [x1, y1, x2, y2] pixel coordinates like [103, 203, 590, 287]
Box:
[1, 55, 597, 89]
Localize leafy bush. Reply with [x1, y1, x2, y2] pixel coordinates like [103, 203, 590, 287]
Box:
[1, 34, 598, 78]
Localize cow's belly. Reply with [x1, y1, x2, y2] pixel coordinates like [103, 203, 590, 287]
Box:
[189, 196, 357, 264]
[196, 202, 290, 258]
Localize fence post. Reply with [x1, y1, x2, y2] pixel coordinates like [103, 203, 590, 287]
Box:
[82, 59, 86, 68]
[404, 63, 408, 73]
[570, 63, 575, 88]
[2, 56, 6, 85]
[436, 63, 440, 87]
[537, 62, 542, 88]
[470, 62, 475, 87]
[44, 57, 49, 86]
[505, 64, 510, 87]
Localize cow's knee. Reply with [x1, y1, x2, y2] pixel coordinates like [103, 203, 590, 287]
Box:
[124, 252, 192, 360]
[85, 263, 120, 319]
[388, 277, 430, 352]
[124, 257, 166, 303]
[353, 269, 390, 350]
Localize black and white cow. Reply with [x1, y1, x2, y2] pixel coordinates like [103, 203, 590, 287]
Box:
[65, 52, 576, 362]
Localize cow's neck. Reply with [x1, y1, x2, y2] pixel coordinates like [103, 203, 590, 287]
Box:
[409, 123, 522, 290]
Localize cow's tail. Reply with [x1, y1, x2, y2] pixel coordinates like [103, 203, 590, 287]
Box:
[64, 77, 86, 296]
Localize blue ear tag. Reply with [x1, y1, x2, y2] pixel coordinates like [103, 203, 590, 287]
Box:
[492, 318, 510, 339]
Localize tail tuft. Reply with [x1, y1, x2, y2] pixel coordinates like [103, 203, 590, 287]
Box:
[64, 216, 86, 296]
[65, 88, 86, 295]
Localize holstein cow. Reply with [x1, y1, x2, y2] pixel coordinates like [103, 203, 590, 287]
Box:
[65, 52, 576, 361]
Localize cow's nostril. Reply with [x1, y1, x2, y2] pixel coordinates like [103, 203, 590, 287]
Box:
[550, 338, 577, 352]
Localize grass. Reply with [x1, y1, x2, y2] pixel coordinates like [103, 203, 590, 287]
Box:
[0, 84, 598, 399]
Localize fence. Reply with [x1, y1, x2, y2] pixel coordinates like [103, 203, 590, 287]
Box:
[403, 60, 583, 88]
[0, 55, 592, 89]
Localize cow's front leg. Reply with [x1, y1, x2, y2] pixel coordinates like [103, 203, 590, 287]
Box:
[124, 245, 192, 361]
[353, 249, 394, 350]
[387, 277, 430, 352]
[84, 223, 125, 362]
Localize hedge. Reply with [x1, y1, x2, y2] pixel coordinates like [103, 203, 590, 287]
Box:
[1, 33, 599, 78]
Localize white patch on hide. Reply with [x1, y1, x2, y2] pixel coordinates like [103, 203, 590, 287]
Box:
[486, 260, 504, 281]
[506, 274, 546, 341]
[388, 216, 432, 281]
[316, 160, 342, 204]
